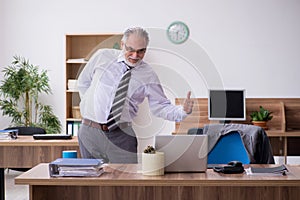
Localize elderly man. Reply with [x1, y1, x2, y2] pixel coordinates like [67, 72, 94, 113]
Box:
[77, 27, 193, 163]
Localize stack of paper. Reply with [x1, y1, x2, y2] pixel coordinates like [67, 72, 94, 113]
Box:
[0, 129, 18, 140]
[49, 158, 104, 177]
[245, 164, 288, 176]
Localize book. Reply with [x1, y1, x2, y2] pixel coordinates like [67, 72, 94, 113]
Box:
[245, 164, 288, 176]
[49, 158, 104, 177]
[73, 122, 80, 136]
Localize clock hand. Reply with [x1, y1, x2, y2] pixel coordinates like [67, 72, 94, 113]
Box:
[175, 30, 179, 40]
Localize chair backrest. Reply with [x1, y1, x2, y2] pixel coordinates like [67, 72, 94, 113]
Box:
[207, 131, 250, 164]
[187, 128, 203, 135]
[5, 126, 46, 135]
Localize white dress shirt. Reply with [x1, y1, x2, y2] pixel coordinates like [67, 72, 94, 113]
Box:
[77, 48, 187, 124]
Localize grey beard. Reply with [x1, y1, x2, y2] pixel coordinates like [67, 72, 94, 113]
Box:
[124, 58, 142, 67]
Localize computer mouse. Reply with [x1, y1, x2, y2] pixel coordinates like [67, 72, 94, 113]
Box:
[227, 161, 243, 167]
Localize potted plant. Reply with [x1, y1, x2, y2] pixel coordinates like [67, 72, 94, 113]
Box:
[0, 56, 62, 134]
[250, 106, 273, 130]
[142, 145, 165, 176]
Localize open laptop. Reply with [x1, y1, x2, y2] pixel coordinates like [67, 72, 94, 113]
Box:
[155, 135, 208, 172]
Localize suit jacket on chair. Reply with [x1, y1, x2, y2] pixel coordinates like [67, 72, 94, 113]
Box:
[203, 124, 275, 164]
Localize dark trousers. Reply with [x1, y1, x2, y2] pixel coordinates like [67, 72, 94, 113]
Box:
[78, 123, 137, 163]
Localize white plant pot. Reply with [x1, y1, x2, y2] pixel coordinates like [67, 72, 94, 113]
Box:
[142, 152, 165, 176]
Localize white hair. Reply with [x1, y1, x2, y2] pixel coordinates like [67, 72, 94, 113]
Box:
[121, 27, 149, 46]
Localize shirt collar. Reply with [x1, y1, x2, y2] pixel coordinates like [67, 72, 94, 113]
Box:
[117, 53, 126, 63]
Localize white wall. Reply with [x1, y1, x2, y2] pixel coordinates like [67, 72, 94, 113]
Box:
[1, 0, 300, 151]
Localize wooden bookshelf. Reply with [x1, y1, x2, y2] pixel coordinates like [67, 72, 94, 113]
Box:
[65, 34, 122, 135]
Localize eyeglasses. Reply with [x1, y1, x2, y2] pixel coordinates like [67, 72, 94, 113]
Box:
[124, 44, 146, 55]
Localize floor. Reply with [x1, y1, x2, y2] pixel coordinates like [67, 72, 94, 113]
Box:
[5, 169, 29, 200]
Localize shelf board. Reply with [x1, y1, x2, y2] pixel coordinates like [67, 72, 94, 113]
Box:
[66, 33, 122, 36]
[66, 58, 88, 64]
[66, 90, 79, 93]
[66, 118, 82, 122]
[266, 130, 300, 137]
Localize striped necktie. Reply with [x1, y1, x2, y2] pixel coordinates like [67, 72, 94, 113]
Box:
[106, 62, 132, 130]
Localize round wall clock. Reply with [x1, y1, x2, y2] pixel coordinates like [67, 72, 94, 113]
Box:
[167, 21, 190, 44]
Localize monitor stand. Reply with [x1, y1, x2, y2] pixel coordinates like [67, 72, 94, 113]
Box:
[219, 120, 231, 124]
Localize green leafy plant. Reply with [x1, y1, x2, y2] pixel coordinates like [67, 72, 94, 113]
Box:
[144, 145, 156, 154]
[0, 56, 62, 134]
[250, 106, 273, 121]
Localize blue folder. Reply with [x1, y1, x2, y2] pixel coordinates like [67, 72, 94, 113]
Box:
[49, 158, 104, 177]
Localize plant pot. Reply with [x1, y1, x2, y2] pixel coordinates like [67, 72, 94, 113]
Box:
[252, 121, 268, 130]
[142, 152, 165, 176]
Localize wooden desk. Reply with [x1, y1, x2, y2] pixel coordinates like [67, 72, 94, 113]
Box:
[15, 163, 300, 200]
[0, 136, 79, 200]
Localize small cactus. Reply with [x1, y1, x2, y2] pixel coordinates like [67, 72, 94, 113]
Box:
[144, 145, 156, 154]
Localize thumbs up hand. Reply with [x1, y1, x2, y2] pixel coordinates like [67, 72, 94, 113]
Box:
[183, 91, 194, 114]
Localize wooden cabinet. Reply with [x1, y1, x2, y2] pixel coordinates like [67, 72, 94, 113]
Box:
[65, 34, 122, 135]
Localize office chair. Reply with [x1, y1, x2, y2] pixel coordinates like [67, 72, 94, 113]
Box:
[207, 131, 250, 165]
[187, 128, 203, 135]
[5, 126, 46, 172]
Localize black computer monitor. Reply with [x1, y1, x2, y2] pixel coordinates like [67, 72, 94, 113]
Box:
[208, 89, 246, 123]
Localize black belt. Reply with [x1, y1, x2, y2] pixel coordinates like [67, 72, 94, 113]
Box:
[82, 119, 132, 132]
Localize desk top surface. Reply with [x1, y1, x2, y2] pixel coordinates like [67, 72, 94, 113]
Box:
[175, 130, 300, 137]
[15, 163, 300, 187]
[0, 136, 78, 146]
